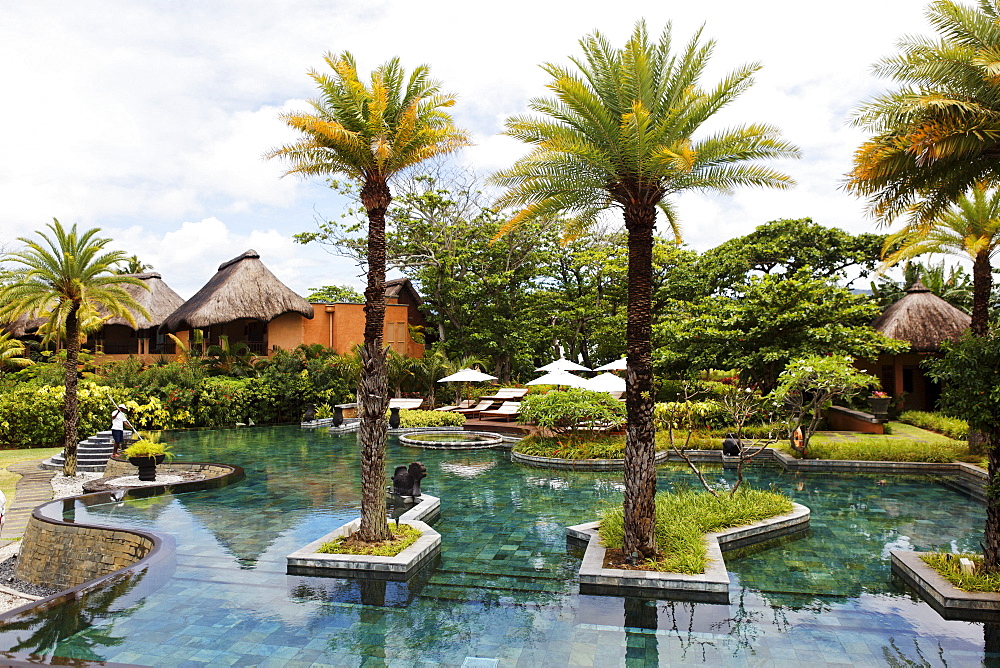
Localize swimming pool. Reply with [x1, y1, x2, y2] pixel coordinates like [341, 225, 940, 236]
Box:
[0, 425, 993, 666]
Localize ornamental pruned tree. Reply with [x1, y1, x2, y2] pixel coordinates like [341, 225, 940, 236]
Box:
[772, 354, 879, 457]
[267, 52, 469, 542]
[491, 20, 799, 559]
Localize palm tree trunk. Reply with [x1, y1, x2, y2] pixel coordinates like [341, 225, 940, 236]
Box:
[357, 178, 392, 543]
[972, 250, 992, 337]
[622, 204, 658, 560]
[985, 432, 1000, 572]
[63, 302, 81, 477]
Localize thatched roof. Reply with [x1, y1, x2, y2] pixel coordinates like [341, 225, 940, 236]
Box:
[872, 281, 971, 352]
[2, 312, 44, 338]
[160, 250, 314, 333]
[1, 272, 182, 335]
[384, 277, 423, 306]
[100, 272, 185, 329]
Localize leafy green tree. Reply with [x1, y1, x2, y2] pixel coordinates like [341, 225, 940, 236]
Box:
[847, 0, 1000, 225]
[0, 220, 147, 474]
[773, 354, 879, 456]
[305, 284, 364, 304]
[926, 331, 1000, 571]
[699, 218, 886, 293]
[656, 269, 906, 392]
[298, 173, 557, 380]
[880, 185, 1000, 335]
[268, 52, 469, 542]
[491, 21, 799, 558]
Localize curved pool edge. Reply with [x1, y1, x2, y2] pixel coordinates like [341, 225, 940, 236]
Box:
[0, 462, 245, 626]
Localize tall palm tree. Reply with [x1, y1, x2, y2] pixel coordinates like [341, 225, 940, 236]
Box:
[0, 220, 147, 475]
[492, 21, 799, 558]
[881, 184, 1000, 335]
[268, 52, 469, 542]
[847, 0, 1000, 225]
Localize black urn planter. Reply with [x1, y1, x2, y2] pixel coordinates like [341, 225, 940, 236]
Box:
[128, 454, 166, 481]
[868, 396, 891, 419]
[389, 406, 401, 429]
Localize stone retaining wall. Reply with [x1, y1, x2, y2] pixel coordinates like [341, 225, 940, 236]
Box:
[15, 462, 242, 591]
[16, 519, 155, 590]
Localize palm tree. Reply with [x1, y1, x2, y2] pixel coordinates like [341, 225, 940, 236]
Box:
[492, 21, 799, 558]
[268, 52, 469, 542]
[847, 0, 1000, 225]
[0, 220, 148, 475]
[881, 185, 1000, 335]
[0, 331, 33, 373]
[114, 254, 152, 275]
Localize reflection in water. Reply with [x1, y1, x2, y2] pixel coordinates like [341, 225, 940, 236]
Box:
[0, 571, 144, 661]
[0, 426, 995, 665]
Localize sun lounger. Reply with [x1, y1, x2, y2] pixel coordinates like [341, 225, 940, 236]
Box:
[454, 399, 500, 414]
[478, 402, 522, 421]
[435, 399, 476, 411]
[481, 388, 529, 400]
[389, 398, 424, 410]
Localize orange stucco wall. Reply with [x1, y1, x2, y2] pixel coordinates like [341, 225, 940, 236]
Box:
[269, 312, 305, 352]
[301, 302, 423, 356]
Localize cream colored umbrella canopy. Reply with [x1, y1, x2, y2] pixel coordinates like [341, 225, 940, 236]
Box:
[526, 369, 591, 389]
[594, 357, 627, 372]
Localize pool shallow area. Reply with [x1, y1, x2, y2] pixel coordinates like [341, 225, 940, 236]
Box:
[0, 425, 996, 666]
[399, 430, 505, 449]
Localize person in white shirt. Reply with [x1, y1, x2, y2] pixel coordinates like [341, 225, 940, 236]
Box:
[111, 405, 130, 456]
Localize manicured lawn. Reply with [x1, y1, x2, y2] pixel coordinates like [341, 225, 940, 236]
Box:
[0, 447, 62, 510]
[780, 422, 971, 463]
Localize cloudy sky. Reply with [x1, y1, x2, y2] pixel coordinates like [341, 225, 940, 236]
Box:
[0, 0, 933, 298]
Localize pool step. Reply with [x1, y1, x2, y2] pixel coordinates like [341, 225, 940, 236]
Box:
[41, 430, 133, 472]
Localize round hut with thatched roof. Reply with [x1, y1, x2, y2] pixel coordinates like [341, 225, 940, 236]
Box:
[862, 281, 971, 411]
[160, 250, 314, 355]
[89, 272, 186, 357]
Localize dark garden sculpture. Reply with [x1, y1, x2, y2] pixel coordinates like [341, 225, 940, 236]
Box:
[392, 462, 427, 498]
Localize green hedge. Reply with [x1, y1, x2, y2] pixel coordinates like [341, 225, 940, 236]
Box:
[0, 383, 170, 448]
[396, 409, 466, 428]
[898, 411, 969, 441]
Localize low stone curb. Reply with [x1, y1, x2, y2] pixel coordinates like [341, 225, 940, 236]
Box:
[286, 494, 441, 580]
[513, 449, 670, 471]
[891, 550, 1000, 621]
[567, 502, 810, 603]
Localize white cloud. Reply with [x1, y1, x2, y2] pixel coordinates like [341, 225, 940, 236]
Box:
[0, 0, 956, 291]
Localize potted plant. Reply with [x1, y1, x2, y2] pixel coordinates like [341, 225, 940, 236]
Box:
[868, 391, 891, 418]
[122, 439, 173, 482]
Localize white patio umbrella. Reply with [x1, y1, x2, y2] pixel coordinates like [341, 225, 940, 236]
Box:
[438, 368, 498, 405]
[594, 357, 627, 372]
[526, 369, 591, 389]
[586, 372, 626, 394]
[536, 356, 591, 373]
[438, 368, 498, 383]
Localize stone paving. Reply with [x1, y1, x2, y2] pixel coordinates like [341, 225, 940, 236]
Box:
[0, 458, 54, 548]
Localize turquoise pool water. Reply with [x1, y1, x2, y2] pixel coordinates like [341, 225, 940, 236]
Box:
[0, 425, 994, 666]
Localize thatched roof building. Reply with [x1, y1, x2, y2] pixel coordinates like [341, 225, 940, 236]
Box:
[871, 281, 971, 352]
[160, 249, 313, 332]
[2, 272, 183, 336]
[100, 272, 185, 329]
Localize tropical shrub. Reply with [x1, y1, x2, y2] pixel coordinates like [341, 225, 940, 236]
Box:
[519, 389, 626, 438]
[0, 382, 165, 447]
[396, 409, 465, 428]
